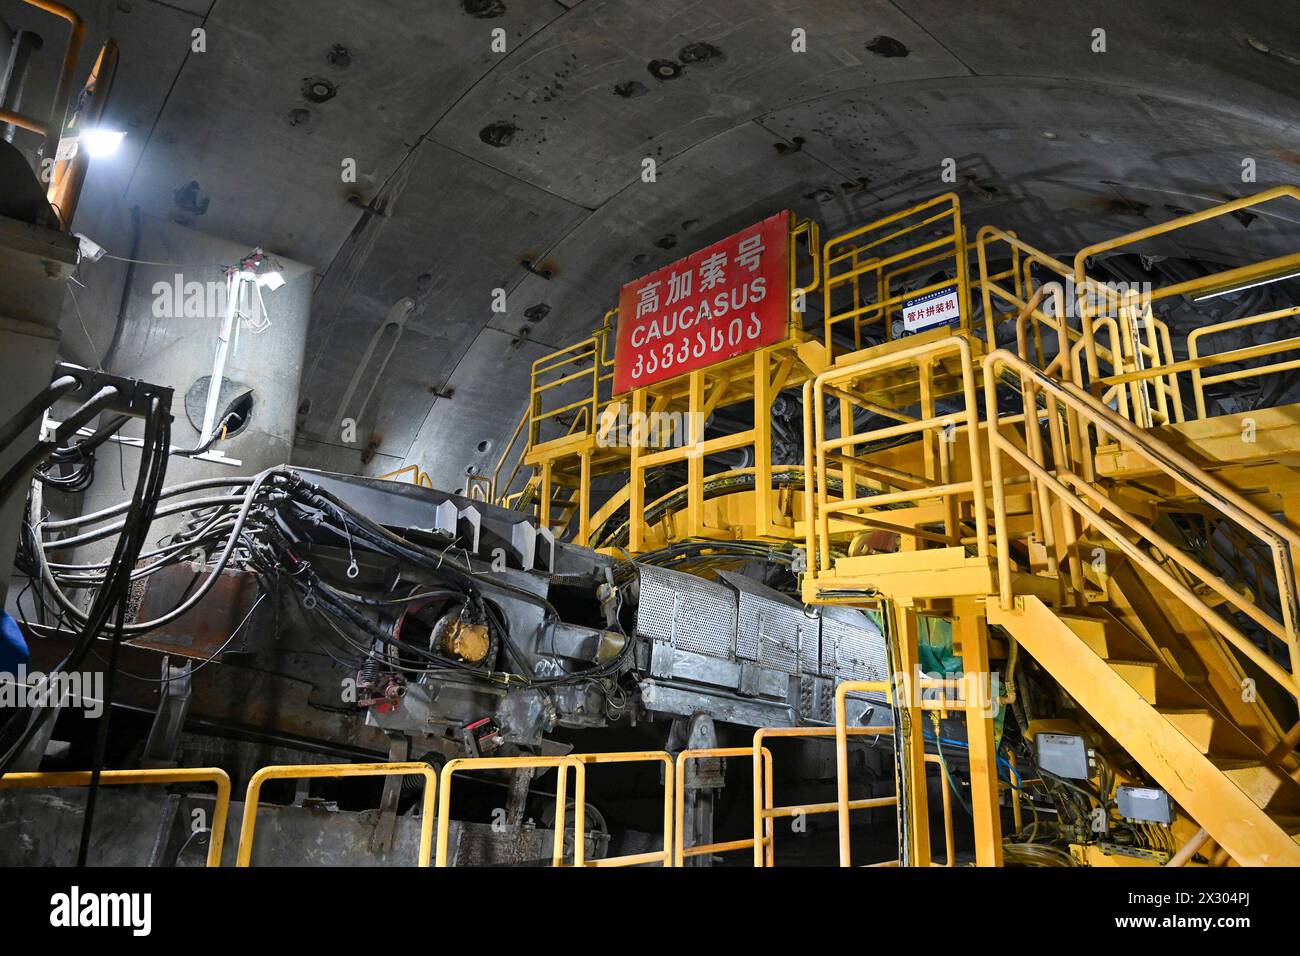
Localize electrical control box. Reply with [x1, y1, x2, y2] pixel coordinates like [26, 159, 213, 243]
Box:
[1116, 785, 1174, 824]
[1035, 733, 1090, 779]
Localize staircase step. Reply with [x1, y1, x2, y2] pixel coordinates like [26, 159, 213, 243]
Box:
[1212, 758, 1289, 809]
[1106, 658, 1206, 709]
[1057, 614, 1110, 656]
[1108, 660, 1159, 703]
[1158, 708, 1218, 753]
[1060, 610, 1160, 663]
[1154, 707, 1261, 760]
[989, 596, 1300, 865]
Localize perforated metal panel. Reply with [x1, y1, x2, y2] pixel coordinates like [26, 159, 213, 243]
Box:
[635, 565, 737, 661]
[721, 572, 805, 675]
[821, 606, 888, 702]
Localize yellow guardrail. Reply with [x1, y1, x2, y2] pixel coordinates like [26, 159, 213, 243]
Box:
[1070, 185, 1300, 423]
[2, 1, 84, 157]
[488, 404, 531, 504]
[0, 767, 231, 867]
[923, 753, 956, 868]
[237, 762, 436, 867]
[674, 746, 774, 866]
[569, 750, 674, 867]
[1190, 306, 1300, 418]
[790, 216, 823, 308]
[435, 755, 580, 867]
[1101, 304, 1300, 421]
[528, 321, 614, 451]
[984, 348, 1300, 697]
[823, 192, 970, 354]
[378, 463, 434, 488]
[803, 335, 989, 577]
[832, 680, 963, 867]
[754, 723, 897, 867]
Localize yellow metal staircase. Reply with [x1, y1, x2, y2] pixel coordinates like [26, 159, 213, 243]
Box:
[988, 595, 1300, 865]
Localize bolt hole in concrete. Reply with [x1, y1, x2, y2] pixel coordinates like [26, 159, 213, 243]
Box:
[678, 42, 724, 64]
[461, 0, 506, 17]
[479, 121, 518, 147]
[301, 76, 338, 103]
[613, 79, 648, 98]
[477, 440, 491, 454]
[326, 43, 352, 68]
[866, 35, 909, 57]
[647, 59, 683, 81]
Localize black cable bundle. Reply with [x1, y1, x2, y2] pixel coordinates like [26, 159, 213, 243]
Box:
[0, 394, 173, 866]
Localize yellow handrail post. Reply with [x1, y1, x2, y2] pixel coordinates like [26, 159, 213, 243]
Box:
[237, 762, 436, 867]
[675, 746, 772, 866]
[984, 348, 1300, 701]
[0, 768, 231, 867]
[569, 751, 674, 867]
[758, 722, 895, 867]
[434, 755, 581, 867]
[832, 680, 896, 866]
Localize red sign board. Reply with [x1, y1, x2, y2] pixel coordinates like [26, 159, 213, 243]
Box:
[613, 211, 790, 393]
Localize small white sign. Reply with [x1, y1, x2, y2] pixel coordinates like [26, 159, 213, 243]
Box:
[902, 285, 960, 332]
[54, 137, 79, 162]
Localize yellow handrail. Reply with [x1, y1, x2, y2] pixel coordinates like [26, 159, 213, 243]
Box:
[377, 463, 433, 488]
[1187, 305, 1300, 419]
[755, 722, 896, 867]
[823, 193, 970, 354]
[568, 750, 674, 867]
[435, 755, 580, 867]
[489, 404, 531, 503]
[806, 335, 989, 575]
[0, 767, 230, 867]
[983, 348, 1300, 697]
[237, 761, 436, 866]
[1071, 185, 1300, 396]
[13, 1, 85, 165]
[674, 746, 774, 865]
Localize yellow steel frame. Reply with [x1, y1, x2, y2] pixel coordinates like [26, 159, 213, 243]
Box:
[625, 338, 812, 551]
[514, 219, 823, 549]
[434, 751, 673, 867]
[0, 767, 231, 867]
[407, 185, 1300, 869]
[237, 761, 437, 867]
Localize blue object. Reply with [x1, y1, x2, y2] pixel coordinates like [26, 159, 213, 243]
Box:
[0, 610, 29, 674]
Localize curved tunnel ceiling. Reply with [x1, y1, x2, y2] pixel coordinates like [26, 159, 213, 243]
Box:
[14, 0, 1300, 491]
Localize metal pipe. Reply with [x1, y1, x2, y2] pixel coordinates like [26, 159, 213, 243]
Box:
[22, 0, 84, 165]
[1166, 827, 1211, 867]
